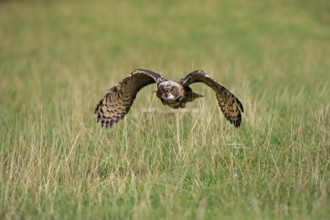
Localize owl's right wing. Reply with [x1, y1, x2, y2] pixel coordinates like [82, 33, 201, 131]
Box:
[94, 69, 167, 128]
[180, 70, 244, 128]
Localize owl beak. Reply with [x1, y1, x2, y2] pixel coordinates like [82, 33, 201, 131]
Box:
[164, 91, 169, 97]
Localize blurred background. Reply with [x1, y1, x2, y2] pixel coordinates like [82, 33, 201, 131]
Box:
[1, 0, 329, 118]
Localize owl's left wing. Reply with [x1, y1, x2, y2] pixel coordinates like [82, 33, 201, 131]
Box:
[94, 69, 167, 128]
[180, 70, 244, 128]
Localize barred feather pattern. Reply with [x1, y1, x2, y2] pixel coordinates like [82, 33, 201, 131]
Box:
[94, 69, 166, 128]
[180, 70, 244, 128]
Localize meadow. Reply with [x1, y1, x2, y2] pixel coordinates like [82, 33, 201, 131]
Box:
[0, 0, 329, 219]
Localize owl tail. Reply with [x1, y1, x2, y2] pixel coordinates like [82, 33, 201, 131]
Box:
[192, 92, 203, 100]
[186, 92, 203, 103]
[184, 86, 203, 103]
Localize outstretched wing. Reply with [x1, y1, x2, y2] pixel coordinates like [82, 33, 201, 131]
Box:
[180, 70, 244, 128]
[94, 69, 166, 128]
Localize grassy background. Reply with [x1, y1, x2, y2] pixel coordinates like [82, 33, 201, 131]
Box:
[1, 0, 329, 219]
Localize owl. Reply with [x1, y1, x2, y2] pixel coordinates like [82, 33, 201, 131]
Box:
[94, 69, 244, 128]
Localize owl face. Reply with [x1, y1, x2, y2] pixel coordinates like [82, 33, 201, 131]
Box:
[158, 81, 181, 101]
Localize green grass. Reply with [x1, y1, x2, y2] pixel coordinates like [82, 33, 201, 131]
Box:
[1, 0, 329, 219]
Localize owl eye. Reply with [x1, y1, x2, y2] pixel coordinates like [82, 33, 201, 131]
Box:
[161, 88, 166, 93]
[170, 87, 175, 93]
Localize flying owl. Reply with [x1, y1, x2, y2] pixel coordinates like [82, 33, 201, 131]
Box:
[94, 69, 244, 128]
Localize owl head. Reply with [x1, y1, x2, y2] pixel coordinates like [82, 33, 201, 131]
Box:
[157, 81, 183, 101]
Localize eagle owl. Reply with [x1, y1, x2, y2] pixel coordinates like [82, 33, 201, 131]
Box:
[94, 69, 244, 128]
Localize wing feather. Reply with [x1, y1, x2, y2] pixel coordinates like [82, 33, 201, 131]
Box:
[94, 69, 166, 128]
[180, 70, 244, 128]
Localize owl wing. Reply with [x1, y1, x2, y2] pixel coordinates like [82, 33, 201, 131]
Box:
[94, 69, 167, 128]
[180, 70, 244, 128]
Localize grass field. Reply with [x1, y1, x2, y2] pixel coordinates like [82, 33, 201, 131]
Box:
[1, 0, 329, 219]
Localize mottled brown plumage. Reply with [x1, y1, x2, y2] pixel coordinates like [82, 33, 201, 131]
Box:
[94, 69, 166, 128]
[94, 69, 244, 128]
[179, 70, 244, 128]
